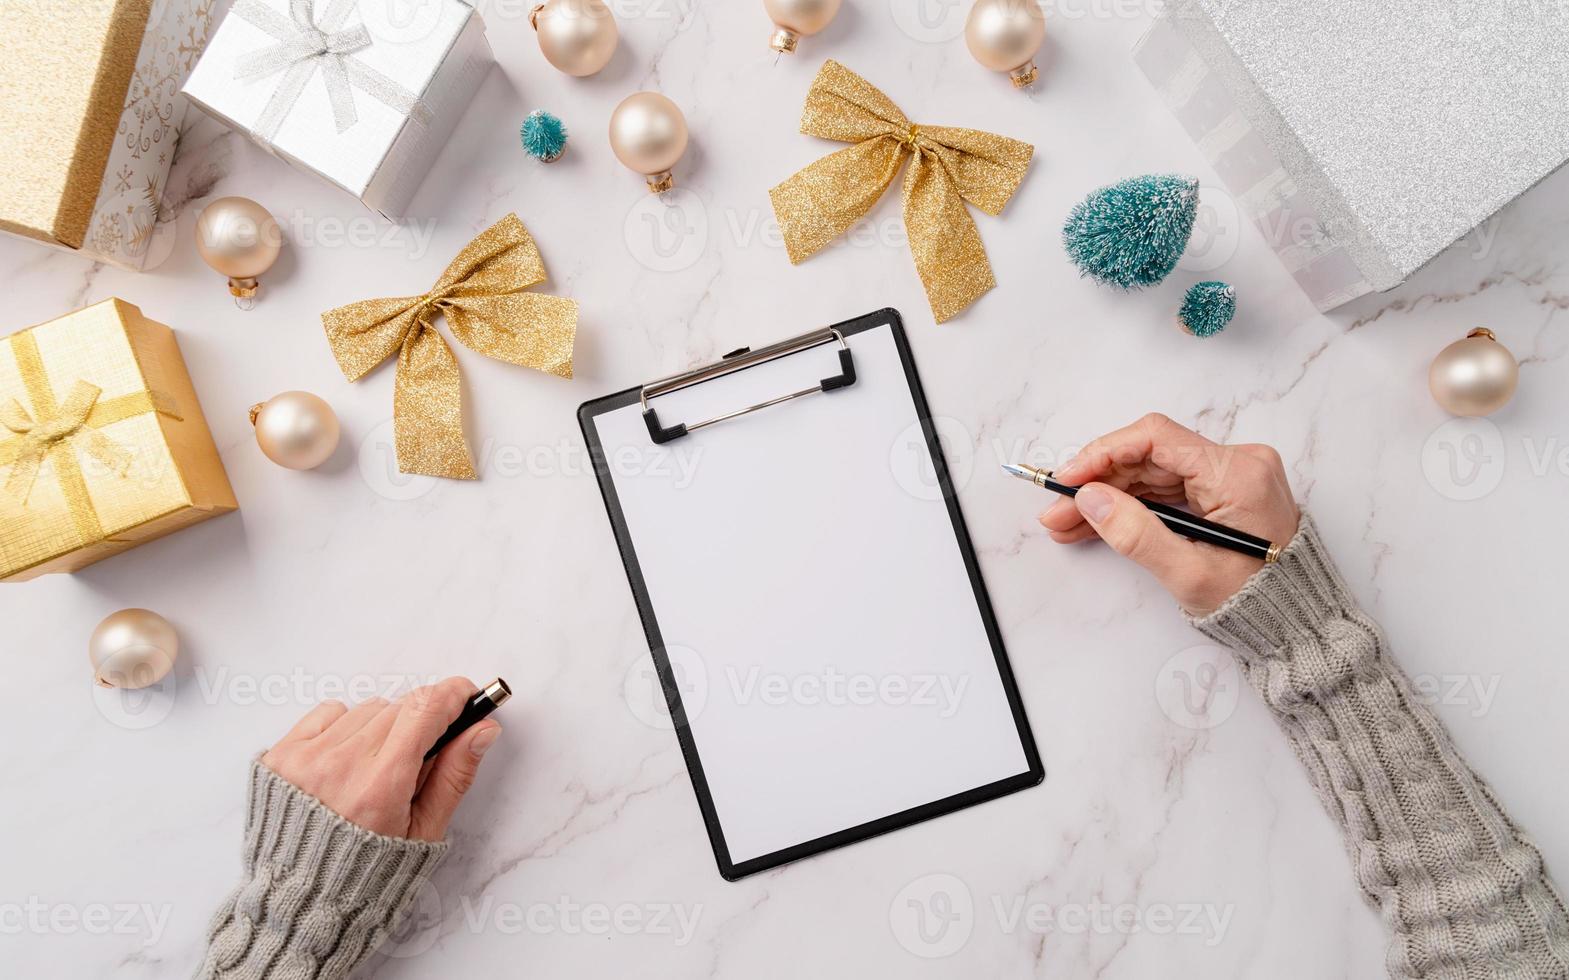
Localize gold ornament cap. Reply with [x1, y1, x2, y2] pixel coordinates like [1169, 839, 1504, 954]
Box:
[228, 277, 260, 299]
[646, 170, 675, 194]
[1009, 61, 1039, 88]
[769, 27, 799, 52]
[1467, 327, 1497, 341]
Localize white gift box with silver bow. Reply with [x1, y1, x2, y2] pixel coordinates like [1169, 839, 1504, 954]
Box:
[182, 0, 492, 220]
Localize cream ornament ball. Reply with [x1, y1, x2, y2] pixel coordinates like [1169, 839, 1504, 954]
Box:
[89, 608, 179, 690]
[1429, 328, 1519, 417]
[763, 0, 842, 54]
[249, 392, 341, 470]
[195, 196, 282, 302]
[530, 0, 619, 77]
[965, 0, 1047, 89]
[609, 92, 689, 193]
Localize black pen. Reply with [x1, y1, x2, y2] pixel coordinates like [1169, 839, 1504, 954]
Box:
[1002, 463, 1281, 563]
[424, 678, 512, 762]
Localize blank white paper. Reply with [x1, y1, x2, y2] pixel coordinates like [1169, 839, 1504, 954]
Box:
[592, 319, 1031, 865]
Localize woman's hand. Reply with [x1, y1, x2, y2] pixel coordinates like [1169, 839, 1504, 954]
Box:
[1038, 413, 1300, 615]
[260, 676, 500, 841]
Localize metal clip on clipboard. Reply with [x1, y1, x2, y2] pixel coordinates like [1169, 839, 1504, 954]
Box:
[640, 326, 857, 444]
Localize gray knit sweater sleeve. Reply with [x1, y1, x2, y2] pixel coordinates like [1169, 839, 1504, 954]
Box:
[194, 761, 447, 980]
[1190, 515, 1569, 979]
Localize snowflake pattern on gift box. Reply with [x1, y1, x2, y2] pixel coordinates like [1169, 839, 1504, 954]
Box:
[126, 205, 158, 256]
[126, 177, 163, 256]
[92, 212, 125, 254]
[120, 9, 183, 160]
[86, 0, 214, 265]
[178, 1, 215, 72]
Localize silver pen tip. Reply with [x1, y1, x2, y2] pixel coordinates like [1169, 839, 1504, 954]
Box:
[1001, 462, 1032, 479]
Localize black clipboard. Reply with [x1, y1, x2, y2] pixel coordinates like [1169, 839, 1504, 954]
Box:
[578, 308, 1043, 880]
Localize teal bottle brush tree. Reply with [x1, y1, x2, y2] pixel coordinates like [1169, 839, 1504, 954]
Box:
[521, 110, 568, 163]
[1178, 281, 1236, 337]
[1061, 174, 1199, 289]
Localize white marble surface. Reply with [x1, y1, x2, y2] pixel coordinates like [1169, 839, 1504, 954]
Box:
[3, 2, 1567, 977]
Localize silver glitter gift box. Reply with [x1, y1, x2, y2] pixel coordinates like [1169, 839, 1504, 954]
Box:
[1135, 0, 1569, 310]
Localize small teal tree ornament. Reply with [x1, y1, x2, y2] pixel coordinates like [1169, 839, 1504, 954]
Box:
[1062, 174, 1199, 289]
[520, 110, 568, 162]
[1178, 281, 1235, 337]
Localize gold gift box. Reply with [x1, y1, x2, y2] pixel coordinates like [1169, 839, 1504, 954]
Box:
[0, 299, 237, 581]
[0, 0, 214, 269]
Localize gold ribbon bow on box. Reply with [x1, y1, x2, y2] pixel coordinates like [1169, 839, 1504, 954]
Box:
[769, 60, 1034, 323]
[0, 330, 179, 542]
[321, 213, 576, 480]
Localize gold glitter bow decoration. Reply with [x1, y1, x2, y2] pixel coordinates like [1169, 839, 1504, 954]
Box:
[321, 213, 576, 480]
[0, 328, 178, 541]
[769, 60, 1034, 323]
